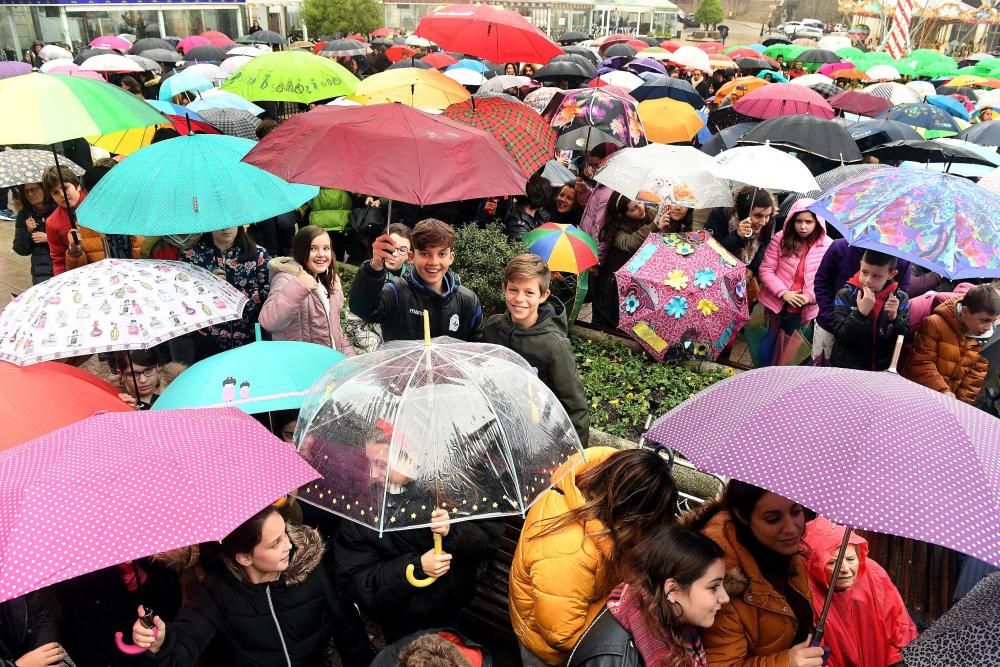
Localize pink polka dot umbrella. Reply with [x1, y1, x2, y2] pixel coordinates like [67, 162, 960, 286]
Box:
[0, 407, 320, 604]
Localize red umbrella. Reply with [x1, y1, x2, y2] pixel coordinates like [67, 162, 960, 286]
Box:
[386, 44, 416, 62]
[442, 96, 557, 175]
[697, 41, 725, 54]
[0, 361, 132, 450]
[626, 39, 649, 51]
[828, 90, 892, 117]
[421, 52, 458, 69]
[727, 47, 766, 60]
[371, 27, 396, 38]
[313, 40, 327, 55]
[601, 34, 633, 51]
[199, 30, 234, 47]
[243, 104, 526, 206]
[168, 114, 221, 135]
[660, 40, 682, 52]
[734, 83, 834, 119]
[414, 4, 562, 64]
[346, 33, 366, 41]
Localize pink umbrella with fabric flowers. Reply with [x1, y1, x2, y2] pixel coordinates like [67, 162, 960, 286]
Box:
[615, 231, 751, 361]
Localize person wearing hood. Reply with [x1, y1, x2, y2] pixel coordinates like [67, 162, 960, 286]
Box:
[510, 447, 679, 666]
[350, 219, 484, 342]
[259, 225, 356, 354]
[902, 284, 999, 403]
[756, 201, 832, 365]
[485, 254, 589, 443]
[131, 505, 374, 666]
[801, 518, 916, 667]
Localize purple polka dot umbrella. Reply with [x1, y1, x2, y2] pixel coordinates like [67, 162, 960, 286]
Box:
[644, 364, 1000, 566]
[0, 408, 320, 604]
[644, 364, 1000, 643]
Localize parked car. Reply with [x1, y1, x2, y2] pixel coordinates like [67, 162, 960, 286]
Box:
[782, 21, 802, 36]
[795, 24, 824, 38]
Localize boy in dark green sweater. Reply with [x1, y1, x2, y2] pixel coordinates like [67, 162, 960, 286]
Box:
[484, 254, 589, 444]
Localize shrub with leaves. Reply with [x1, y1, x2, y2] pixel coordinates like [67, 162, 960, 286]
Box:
[450, 223, 528, 316]
[573, 334, 731, 440]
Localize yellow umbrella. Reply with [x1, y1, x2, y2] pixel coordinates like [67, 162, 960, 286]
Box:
[638, 97, 705, 144]
[88, 124, 171, 156]
[356, 68, 470, 110]
[638, 47, 673, 61]
[949, 75, 989, 88]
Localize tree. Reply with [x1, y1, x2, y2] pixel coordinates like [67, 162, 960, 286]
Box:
[694, 0, 725, 28]
[303, 0, 382, 37]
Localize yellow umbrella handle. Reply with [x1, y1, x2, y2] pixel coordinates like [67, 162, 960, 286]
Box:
[405, 533, 443, 588]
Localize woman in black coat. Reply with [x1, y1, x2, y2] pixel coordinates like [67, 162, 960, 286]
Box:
[132, 506, 374, 667]
[11, 183, 54, 284]
[0, 592, 65, 667]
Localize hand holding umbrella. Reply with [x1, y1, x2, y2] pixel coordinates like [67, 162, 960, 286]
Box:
[407, 508, 453, 587]
[124, 606, 163, 654]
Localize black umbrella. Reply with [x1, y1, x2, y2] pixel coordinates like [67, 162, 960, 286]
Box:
[130, 38, 174, 55]
[183, 45, 228, 62]
[762, 37, 791, 46]
[555, 126, 625, 151]
[738, 114, 863, 162]
[862, 139, 999, 166]
[549, 53, 598, 75]
[603, 44, 637, 59]
[238, 30, 285, 46]
[371, 37, 393, 47]
[387, 58, 433, 70]
[562, 45, 599, 64]
[534, 60, 594, 83]
[901, 573, 1000, 667]
[73, 48, 105, 65]
[631, 75, 704, 108]
[635, 36, 660, 47]
[936, 85, 977, 98]
[319, 39, 370, 57]
[735, 57, 773, 71]
[557, 31, 589, 44]
[850, 118, 923, 151]
[707, 105, 757, 132]
[957, 119, 1000, 146]
[700, 121, 759, 156]
[139, 48, 181, 64]
[797, 49, 841, 64]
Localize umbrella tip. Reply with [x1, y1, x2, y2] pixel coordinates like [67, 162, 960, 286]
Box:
[423, 309, 431, 347]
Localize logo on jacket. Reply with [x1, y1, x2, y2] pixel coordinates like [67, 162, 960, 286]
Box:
[449, 314, 460, 332]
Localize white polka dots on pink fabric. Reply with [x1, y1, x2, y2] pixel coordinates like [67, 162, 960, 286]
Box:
[0, 407, 320, 604]
[644, 366, 1000, 568]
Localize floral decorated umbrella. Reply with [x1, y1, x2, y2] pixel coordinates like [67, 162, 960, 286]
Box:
[546, 87, 646, 148]
[615, 232, 750, 361]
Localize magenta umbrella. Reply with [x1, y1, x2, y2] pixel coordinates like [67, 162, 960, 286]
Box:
[615, 231, 750, 361]
[178, 35, 211, 53]
[0, 407, 320, 604]
[734, 82, 834, 119]
[829, 90, 892, 117]
[818, 61, 855, 77]
[90, 35, 132, 51]
[645, 365, 1000, 568]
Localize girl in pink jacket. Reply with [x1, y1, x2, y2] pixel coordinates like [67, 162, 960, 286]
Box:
[757, 199, 832, 364]
[259, 226, 357, 355]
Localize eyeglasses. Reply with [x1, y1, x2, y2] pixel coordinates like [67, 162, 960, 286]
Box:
[389, 246, 410, 257]
[128, 366, 158, 378]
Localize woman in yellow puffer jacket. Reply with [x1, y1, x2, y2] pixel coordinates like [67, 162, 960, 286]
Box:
[509, 446, 680, 666]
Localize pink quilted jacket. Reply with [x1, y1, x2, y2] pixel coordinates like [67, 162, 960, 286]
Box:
[259, 258, 356, 355]
[757, 199, 832, 323]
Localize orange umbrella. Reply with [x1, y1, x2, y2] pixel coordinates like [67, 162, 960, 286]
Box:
[716, 76, 769, 100]
[638, 97, 705, 144]
[709, 54, 739, 70]
[833, 68, 870, 81]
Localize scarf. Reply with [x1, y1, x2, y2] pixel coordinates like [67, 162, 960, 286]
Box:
[607, 583, 708, 667]
[786, 239, 816, 314]
[116, 561, 148, 593]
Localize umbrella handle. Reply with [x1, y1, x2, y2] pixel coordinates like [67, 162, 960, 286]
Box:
[405, 533, 443, 588]
[114, 627, 158, 655]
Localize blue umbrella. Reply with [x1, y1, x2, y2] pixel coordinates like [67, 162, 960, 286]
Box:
[187, 90, 265, 116]
[748, 43, 766, 52]
[926, 94, 971, 121]
[77, 134, 318, 235]
[631, 74, 705, 108]
[145, 99, 208, 122]
[756, 69, 788, 82]
[154, 326, 346, 414]
[158, 69, 213, 101]
[878, 103, 962, 138]
[700, 121, 760, 156]
[448, 59, 488, 74]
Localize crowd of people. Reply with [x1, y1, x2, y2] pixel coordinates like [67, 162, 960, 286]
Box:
[1, 21, 998, 667]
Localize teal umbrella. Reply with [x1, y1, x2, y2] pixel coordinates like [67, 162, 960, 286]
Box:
[77, 134, 318, 235]
[158, 69, 213, 101]
[153, 326, 346, 414]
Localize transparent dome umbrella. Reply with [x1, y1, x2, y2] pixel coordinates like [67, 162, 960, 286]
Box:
[294, 333, 585, 538]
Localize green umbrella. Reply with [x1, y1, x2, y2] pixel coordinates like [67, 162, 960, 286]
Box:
[853, 51, 896, 70]
[835, 46, 865, 61]
[220, 51, 359, 103]
[76, 134, 319, 235]
[915, 61, 960, 79]
[763, 44, 807, 61]
[153, 326, 346, 414]
[0, 72, 167, 145]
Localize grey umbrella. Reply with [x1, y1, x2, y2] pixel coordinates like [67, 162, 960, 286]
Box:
[130, 38, 174, 55]
[238, 30, 285, 47]
[0, 149, 84, 188]
[126, 55, 161, 72]
[901, 573, 1000, 667]
[140, 48, 181, 64]
[197, 107, 261, 140]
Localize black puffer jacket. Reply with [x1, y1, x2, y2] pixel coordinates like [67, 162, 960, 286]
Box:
[348, 261, 484, 343]
[148, 524, 373, 667]
[503, 205, 550, 242]
[0, 592, 59, 666]
[334, 499, 503, 642]
[12, 205, 54, 284]
[567, 609, 642, 667]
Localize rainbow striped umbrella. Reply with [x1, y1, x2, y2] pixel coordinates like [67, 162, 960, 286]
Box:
[0, 73, 167, 145]
[522, 222, 599, 274]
